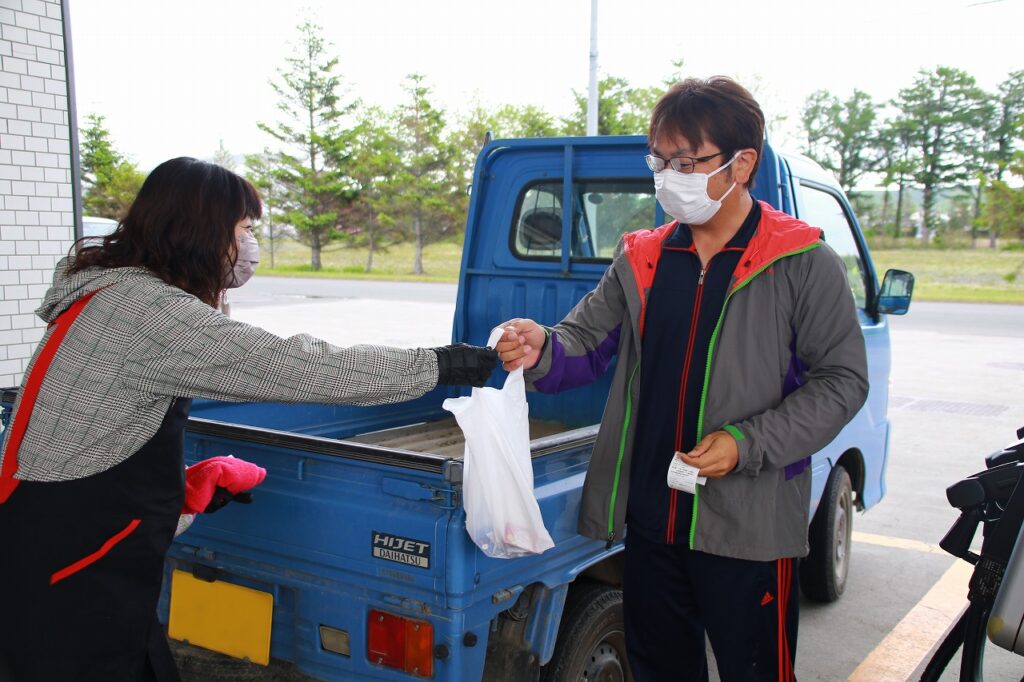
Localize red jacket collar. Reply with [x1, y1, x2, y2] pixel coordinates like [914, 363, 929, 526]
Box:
[622, 201, 822, 334]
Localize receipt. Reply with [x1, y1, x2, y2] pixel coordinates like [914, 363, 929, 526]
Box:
[667, 457, 707, 494]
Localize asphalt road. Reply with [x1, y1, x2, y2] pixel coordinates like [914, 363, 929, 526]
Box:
[229, 278, 1024, 681]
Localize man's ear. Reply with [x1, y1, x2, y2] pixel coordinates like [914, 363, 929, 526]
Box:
[734, 149, 758, 186]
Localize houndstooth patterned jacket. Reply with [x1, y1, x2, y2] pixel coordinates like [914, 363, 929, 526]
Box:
[1, 257, 440, 481]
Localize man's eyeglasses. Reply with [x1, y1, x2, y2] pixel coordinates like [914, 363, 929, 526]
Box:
[644, 151, 727, 174]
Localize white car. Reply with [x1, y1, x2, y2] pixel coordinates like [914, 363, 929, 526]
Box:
[81, 216, 118, 244]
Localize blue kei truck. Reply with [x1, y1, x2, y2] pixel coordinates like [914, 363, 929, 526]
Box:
[0, 135, 912, 681]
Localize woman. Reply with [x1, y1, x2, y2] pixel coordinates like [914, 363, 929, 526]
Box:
[0, 157, 495, 681]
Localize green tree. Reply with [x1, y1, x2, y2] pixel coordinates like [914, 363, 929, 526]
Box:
[258, 20, 359, 270]
[801, 89, 878, 193]
[892, 67, 991, 240]
[341, 107, 405, 273]
[212, 139, 235, 171]
[392, 74, 459, 275]
[977, 71, 1024, 247]
[875, 118, 917, 238]
[563, 75, 662, 136]
[243, 148, 289, 268]
[79, 114, 145, 219]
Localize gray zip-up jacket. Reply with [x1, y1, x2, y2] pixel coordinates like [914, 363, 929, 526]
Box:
[525, 202, 869, 561]
[1, 257, 440, 482]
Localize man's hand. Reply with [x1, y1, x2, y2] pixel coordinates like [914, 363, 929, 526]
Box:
[678, 431, 739, 478]
[494, 318, 545, 371]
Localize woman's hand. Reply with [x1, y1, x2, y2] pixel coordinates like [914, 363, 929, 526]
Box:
[495, 318, 545, 371]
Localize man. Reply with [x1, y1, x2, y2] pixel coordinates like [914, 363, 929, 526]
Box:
[496, 77, 868, 681]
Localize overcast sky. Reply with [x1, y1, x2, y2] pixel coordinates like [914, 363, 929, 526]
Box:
[69, 0, 1023, 174]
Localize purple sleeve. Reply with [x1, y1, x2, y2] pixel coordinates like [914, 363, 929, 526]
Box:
[533, 325, 621, 394]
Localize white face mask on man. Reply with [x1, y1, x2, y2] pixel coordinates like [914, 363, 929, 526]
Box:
[224, 234, 260, 289]
[653, 152, 741, 225]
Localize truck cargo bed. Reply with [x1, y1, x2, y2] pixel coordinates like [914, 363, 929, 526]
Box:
[347, 416, 568, 458]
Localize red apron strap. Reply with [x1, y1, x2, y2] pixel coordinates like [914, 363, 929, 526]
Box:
[0, 287, 107, 503]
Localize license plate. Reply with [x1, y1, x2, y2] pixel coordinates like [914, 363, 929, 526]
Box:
[168, 569, 273, 665]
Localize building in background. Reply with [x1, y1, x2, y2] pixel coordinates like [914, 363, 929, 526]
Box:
[0, 0, 78, 387]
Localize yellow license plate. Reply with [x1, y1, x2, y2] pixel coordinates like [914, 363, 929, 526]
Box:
[168, 569, 273, 665]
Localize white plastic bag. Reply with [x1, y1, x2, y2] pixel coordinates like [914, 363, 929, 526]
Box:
[442, 327, 555, 559]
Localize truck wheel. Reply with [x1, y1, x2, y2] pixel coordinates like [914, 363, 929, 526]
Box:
[801, 464, 853, 603]
[542, 581, 632, 682]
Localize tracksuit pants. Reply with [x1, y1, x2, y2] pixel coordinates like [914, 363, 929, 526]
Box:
[623, 531, 800, 682]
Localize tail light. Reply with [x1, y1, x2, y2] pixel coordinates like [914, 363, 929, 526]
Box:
[367, 609, 434, 677]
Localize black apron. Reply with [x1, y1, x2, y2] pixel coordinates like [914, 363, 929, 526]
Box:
[0, 291, 187, 682]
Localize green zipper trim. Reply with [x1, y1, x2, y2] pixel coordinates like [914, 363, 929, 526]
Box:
[607, 363, 640, 542]
[688, 242, 821, 549]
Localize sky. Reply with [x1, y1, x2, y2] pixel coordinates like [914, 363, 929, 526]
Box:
[69, 0, 1024, 177]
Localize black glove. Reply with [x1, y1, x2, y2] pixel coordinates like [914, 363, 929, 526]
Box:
[203, 486, 254, 514]
[432, 343, 498, 387]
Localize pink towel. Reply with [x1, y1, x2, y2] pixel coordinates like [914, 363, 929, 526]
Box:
[182, 455, 267, 514]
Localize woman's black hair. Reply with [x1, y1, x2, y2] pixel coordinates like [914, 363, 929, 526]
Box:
[70, 157, 263, 307]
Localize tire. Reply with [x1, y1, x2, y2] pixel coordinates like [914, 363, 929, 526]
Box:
[542, 581, 633, 682]
[801, 464, 853, 603]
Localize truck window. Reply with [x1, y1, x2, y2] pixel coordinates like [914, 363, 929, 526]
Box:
[795, 183, 868, 309]
[512, 180, 656, 260]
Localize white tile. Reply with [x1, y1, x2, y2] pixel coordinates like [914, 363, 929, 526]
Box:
[29, 120, 52, 137]
[20, 0, 43, 16]
[43, 76, 62, 94]
[1, 25, 27, 45]
[45, 224, 67, 240]
[39, 106, 60, 123]
[16, 268, 39, 284]
[6, 118, 29, 134]
[33, 151, 55, 167]
[41, 166, 62, 182]
[45, 137, 67, 154]
[21, 324, 42, 343]
[29, 255, 52, 270]
[33, 180, 56, 195]
[0, 269, 17, 284]
[10, 314, 33, 330]
[10, 179, 32, 193]
[37, 239, 60, 254]
[6, 88, 30, 105]
[0, 0, 25, 11]
[23, 135, 45, 152]
[26, 281, 47, 297]
[14, 10, 38, 30]
[10, 40, 33, 59]
[25, 59, 47, 78]
[0, 133, 23, 149]
[0, 358, 23, 375]
[6, 343, 30, 360]
[29, 91, 53, 108]
[14, 240, 37, 255]
[0, 72, 16, 89]
[22, 224, 45, 239]
[0, 8, 13, 23]
[18, 165, 40, 181]
[0, 164, 21, 179]
[0, 240, 15, 255]
[38, 16, 59, 35]
[14, 210, 38, 225]
[0, 300, 16, 315]
[2, 284, 27, 299]
[6, 254, 30, 269]
[18, 74, 42, 93]
[25, 29, 48, 48]
[28, 195, 49, 210]
[10, 149, 33, 165]
[3, 194, 27, 210]
[0, 225, 23, 241]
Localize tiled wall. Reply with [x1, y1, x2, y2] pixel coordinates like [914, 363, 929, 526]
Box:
[0, 0, 72, 387]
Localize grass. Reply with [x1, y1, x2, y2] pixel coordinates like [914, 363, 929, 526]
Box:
[870, 248, 1024, 304]
[259, 238, 463, 283]
[260, 237, 1024, 304]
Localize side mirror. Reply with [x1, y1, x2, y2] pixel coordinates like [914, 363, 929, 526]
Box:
[875, 269, 914, 316]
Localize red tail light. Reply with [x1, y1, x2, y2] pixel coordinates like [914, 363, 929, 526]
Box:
[367, 609, 434, 677]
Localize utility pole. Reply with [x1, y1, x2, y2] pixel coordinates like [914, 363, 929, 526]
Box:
[586, 0, 599, 136]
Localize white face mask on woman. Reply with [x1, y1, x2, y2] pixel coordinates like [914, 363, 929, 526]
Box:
[653, 152, 740, 225]
[224, 234, 260, 288]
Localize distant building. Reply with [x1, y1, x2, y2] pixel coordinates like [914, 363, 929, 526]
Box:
[0, 0, 77, 387]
